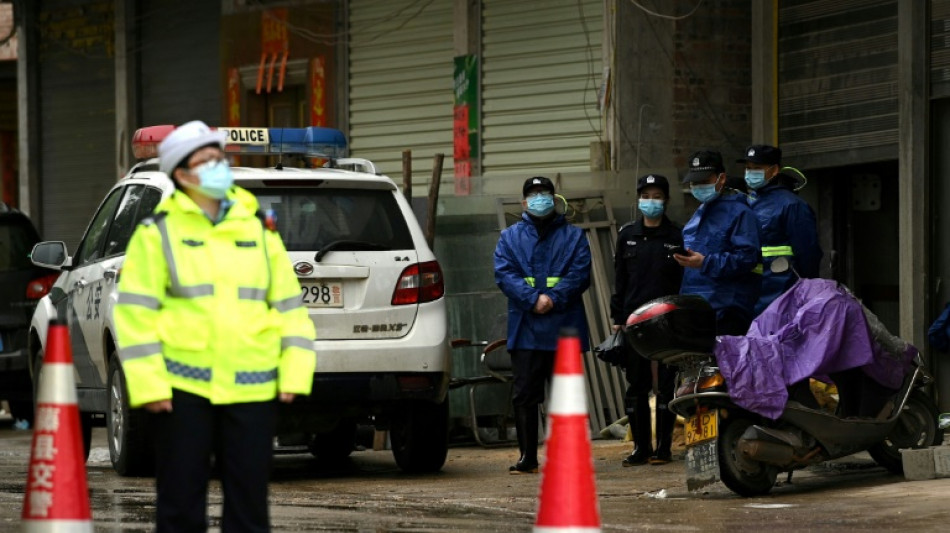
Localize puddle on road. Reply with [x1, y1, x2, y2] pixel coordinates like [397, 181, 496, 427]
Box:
[744, 503, 798, 509]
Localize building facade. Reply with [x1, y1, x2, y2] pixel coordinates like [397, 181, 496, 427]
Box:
[10, 0, 949, 409]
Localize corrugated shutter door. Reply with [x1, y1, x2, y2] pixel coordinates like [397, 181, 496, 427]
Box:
[38, 0, 116, 250]
[481, 0, 603, 177]
[138, 1, 221, 127]
[932, 0, 950, 97]
[348, 1, 454, 179]
[778, 0, 898, 165]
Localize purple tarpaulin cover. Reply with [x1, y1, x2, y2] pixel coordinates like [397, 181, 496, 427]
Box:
[714, 278, 916, 419]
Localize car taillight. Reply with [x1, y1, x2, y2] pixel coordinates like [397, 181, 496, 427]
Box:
[26, 273, 59, 300]
[391, 261, 444, 305]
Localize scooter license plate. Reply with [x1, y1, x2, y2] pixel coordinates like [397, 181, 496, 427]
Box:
[684, 410, 718, 445]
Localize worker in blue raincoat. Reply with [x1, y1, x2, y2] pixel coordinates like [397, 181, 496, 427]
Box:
[738, 144, 822, 315]
[494, 176, 591, 475]
[674, 150, 761, 336]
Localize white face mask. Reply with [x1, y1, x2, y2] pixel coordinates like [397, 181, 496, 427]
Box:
[184, 159, 233, 199]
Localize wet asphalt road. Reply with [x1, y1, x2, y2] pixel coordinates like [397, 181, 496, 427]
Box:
[2, 417, 949, 532]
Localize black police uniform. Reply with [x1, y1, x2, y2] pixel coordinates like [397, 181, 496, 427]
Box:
[610, 215, 683, 464]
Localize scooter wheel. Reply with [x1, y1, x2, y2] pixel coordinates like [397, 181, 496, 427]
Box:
[868, 390, 942, 475]
[718, 416, 778, 497]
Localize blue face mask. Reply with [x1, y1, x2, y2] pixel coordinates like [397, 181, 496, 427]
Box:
[526, 193, 555, 217]
[690, 183, 719, 203]
[638, 199, 665, 219]
[187, 159, 233, 200]
[744, 169, 767, 190]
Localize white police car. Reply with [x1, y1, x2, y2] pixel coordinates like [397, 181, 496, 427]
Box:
[28, 126, 451, 475]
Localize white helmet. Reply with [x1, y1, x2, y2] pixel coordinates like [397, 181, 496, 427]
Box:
[158, 120, 226, 177]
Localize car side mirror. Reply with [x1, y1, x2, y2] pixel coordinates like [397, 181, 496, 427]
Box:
[31, 241, 69, 270]
[770, 256, 790, 274]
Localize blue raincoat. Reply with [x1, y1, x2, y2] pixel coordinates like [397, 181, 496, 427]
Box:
[748, 183, 822, 315]
[494, 213, 591, 352]
[681, 194, 761, 319]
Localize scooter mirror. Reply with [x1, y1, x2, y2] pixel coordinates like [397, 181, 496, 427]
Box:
[771, 256, 791, 274]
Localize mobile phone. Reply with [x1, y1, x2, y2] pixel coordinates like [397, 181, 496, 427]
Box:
[669, 246, 687, 256]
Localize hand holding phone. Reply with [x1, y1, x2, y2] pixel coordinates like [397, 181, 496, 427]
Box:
[670, 246, 688, 256]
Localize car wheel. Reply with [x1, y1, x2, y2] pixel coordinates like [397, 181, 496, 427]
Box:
[8, 399, 34, 424]
[308, 419, 357, 460]
[106, 353, 153, 477]
[79, 412, 93, 462]
[389, 399, 449, 473]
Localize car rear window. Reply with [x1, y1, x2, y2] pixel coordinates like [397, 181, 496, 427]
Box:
[248, 188, 414, 252]
[0, 216, 41, 271]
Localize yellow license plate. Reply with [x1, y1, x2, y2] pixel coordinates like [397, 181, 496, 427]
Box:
[684, 410, 718, 446]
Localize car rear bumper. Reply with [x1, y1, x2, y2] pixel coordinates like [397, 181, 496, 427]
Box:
[301, 371, 450, 405]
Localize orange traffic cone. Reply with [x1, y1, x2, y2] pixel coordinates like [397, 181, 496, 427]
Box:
[534, 328, 601, 533]
[21, 320, 93, 532]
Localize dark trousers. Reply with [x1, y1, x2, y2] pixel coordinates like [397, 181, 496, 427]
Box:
[151, 389, 278, 533]
[509, 349, 555, 406]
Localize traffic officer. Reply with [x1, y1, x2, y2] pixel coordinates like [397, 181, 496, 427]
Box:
[739, 144, 822, 314]
[610, 174, 683, 466]
[494, 176, 592, 474]
[674, 150, 761, 335]
[114, 120, 317, 532]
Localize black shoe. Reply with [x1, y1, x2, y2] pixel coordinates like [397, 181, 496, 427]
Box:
[621, 450, 649, 467]
[648, 453, 672, 465]
[508, 460, 539, 474]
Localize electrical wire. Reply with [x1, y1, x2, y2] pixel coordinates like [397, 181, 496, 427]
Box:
[628, 0, 705, 21]
[576, 0, 605, 144]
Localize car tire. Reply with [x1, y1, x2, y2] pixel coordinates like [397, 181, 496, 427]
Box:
[308, 419, 357, 461]
[79, 412, 93, 462]
[106, 353, 153, 477]
[8, 399, 34, 424]
[389, 398, 449, 474]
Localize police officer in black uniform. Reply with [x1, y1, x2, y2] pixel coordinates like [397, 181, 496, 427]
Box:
[610, 174, 684, 466]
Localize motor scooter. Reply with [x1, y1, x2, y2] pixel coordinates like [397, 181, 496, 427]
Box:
[623, 258, 943, 496]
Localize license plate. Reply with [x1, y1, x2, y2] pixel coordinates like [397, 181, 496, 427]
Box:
[684, 410, 718, 446]
[299, 280, 343, 308]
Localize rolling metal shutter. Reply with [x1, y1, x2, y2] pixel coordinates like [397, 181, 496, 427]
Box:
[778, 0, 898, 167]
[481, 0, 603, 177]
[137, 1, 221, 127]
[348, 0, 454, 179]
[38, 0, 116, 249]
[932, 0, 950, 98]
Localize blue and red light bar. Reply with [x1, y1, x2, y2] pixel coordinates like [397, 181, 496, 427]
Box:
[131, 126, 347, 160]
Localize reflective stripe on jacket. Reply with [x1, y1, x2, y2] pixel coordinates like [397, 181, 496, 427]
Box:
[494, 212, 592, 352]
[681, 194, 761, 317]
[114, 186, 317, 407]
[748, 184, 822, 315]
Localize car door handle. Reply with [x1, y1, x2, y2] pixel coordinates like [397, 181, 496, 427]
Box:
[104, 269, 118, 282]
[73, 280, 87, 291]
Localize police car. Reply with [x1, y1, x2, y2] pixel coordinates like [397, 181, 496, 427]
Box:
[28, 126, 451, 475]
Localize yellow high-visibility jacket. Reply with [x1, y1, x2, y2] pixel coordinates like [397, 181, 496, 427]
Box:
[114, 186, 316, 407]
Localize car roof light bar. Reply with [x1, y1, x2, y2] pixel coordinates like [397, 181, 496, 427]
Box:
[131, 126, 348, 160]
